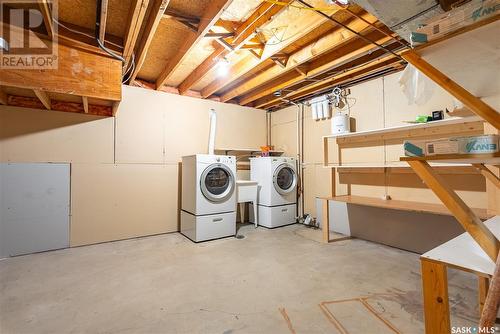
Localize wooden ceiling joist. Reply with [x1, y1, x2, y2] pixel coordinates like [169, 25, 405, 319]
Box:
[258, 55, 404, 109]
[201, 7, 359, 100]
[0, 43, 122, 101]
[238, 29, 397, 106]
[37, 0, 54, 38]
[129, 0, 171, 83]
[154, 0, 233, 89]
[33, 90, 51, 110]
[54, 20, 123, 56]
[175, 0, 293, 95]
[122, 0, 150, 66]
[217, 12, 379, 102]
[98, 0, 109, 42]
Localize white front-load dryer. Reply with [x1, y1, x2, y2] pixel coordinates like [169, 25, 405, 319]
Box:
[181, 154, 237, 242]
[250, 157, 297, 228]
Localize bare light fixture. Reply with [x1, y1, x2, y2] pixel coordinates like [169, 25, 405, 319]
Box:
[216, 58, 230, 77]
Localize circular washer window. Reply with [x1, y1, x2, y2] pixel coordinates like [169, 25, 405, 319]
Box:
[200, 164, 235, 202]
[273, 164, 297, 195]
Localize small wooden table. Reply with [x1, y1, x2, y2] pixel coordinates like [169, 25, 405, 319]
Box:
[236, 180, 258, 227]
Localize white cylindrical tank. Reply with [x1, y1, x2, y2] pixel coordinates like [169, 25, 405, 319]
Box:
[331, 112, 350, 134]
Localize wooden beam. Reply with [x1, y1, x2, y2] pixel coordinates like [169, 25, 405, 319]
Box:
[0, 42, 122, 101]
[253, 45, 402, 109]
[0, 88, 7, 105]
[479, 276, 490, 314]
[52, 20, 123, 56]
[177, 0, 292, 95]
[130, 0, 171, 83]
[82, 96, 89, 114]
[122, 0, 150, 66]
[155, 0, 232, 89]
[408, 160, 499, 261]
[239, 30, 395, 106]
[33, 89, 51, 109]
[205, 32, 235, 38]
[402, 50, 500, 130]
[216, 13, 378, 102]
[421, 259, 451, 334]
[7, 95, 112, 116]
[37, 0, 54, 38]
[163, 8, 201, 25]
[98, 0, 109, 42]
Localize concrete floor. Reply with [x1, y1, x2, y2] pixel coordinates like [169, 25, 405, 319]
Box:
[1, 224, 479, 333]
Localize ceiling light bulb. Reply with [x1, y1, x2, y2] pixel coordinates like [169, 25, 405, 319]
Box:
[217, 58, 230, 77]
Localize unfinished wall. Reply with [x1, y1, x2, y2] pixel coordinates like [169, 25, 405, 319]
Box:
[271, 71, 496, 218]
[0, 85, 267, 247]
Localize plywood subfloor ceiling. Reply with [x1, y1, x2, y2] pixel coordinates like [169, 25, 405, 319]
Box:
[0, 0, 409, 113]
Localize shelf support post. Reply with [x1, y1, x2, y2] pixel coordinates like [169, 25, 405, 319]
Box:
[407, 160, 499, 261]
[421, 258, 451, 334]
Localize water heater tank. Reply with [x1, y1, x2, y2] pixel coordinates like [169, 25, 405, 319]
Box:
[331, 112, 350, 134]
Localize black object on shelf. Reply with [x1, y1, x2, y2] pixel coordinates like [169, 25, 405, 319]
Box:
[432, 110, 444, 121]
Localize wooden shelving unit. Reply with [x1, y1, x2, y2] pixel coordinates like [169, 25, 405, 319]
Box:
[318, 195, 492, 220]
[320, 17, 500, 333]
[398, 18, 500, 332]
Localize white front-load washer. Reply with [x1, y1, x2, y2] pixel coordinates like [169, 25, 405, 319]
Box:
[250, 157, 297, 228]
[181, 154, 237, 242]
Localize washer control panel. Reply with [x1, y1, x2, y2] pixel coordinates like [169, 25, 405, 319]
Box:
[216, 156, 235, 165]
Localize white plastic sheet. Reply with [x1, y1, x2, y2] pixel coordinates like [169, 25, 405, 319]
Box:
[398, 64, 435, 105]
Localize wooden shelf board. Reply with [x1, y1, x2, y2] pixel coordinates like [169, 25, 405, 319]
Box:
[336, 164, 477, 175]
[421, 216, 500, 276]
[323, 116, 483, 141]
[318, 195, 492, 220]
[215, 148, 284, 156]
[400, 152, 500, 164]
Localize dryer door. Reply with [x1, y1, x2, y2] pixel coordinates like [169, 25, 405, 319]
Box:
[200, 163, 235, 202]
[273, 163, 297, 195]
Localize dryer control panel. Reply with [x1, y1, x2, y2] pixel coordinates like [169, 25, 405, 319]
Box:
[215, 156, 235, 165]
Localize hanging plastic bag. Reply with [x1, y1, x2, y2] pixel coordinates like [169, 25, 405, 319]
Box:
[398, 64, 435, 105]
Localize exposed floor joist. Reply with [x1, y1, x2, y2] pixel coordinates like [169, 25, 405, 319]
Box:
[176, 0, 294, 95]
[129, 0, 171, 82]
[200, 5, 348, 99]
[122, 0, 150, 66]
[259, 52, 405, 109]
[98, 0, 109, 42]
[37, 0, 54, 38]
[240, 31, 401, 107]
[155, 0, 233, 89]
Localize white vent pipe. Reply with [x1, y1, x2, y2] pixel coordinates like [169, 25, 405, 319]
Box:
[208, 108, 217, 155]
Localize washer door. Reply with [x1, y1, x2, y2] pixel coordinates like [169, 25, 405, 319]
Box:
[200, 163, 235, 202]
[273, 163, 297, 195]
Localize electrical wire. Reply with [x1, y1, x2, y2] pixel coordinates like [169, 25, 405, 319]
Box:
[263, 0, 343, 11]
[295, 0, 404, 61]
[53, 18, 123, 50]
[95, 0, 125, 64]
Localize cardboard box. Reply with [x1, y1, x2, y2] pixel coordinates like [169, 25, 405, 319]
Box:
[404, 140, 426, 157]
[426, 138, 460, 155]
[459, 135, 499, 154]
[411, 0, 500, 46]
